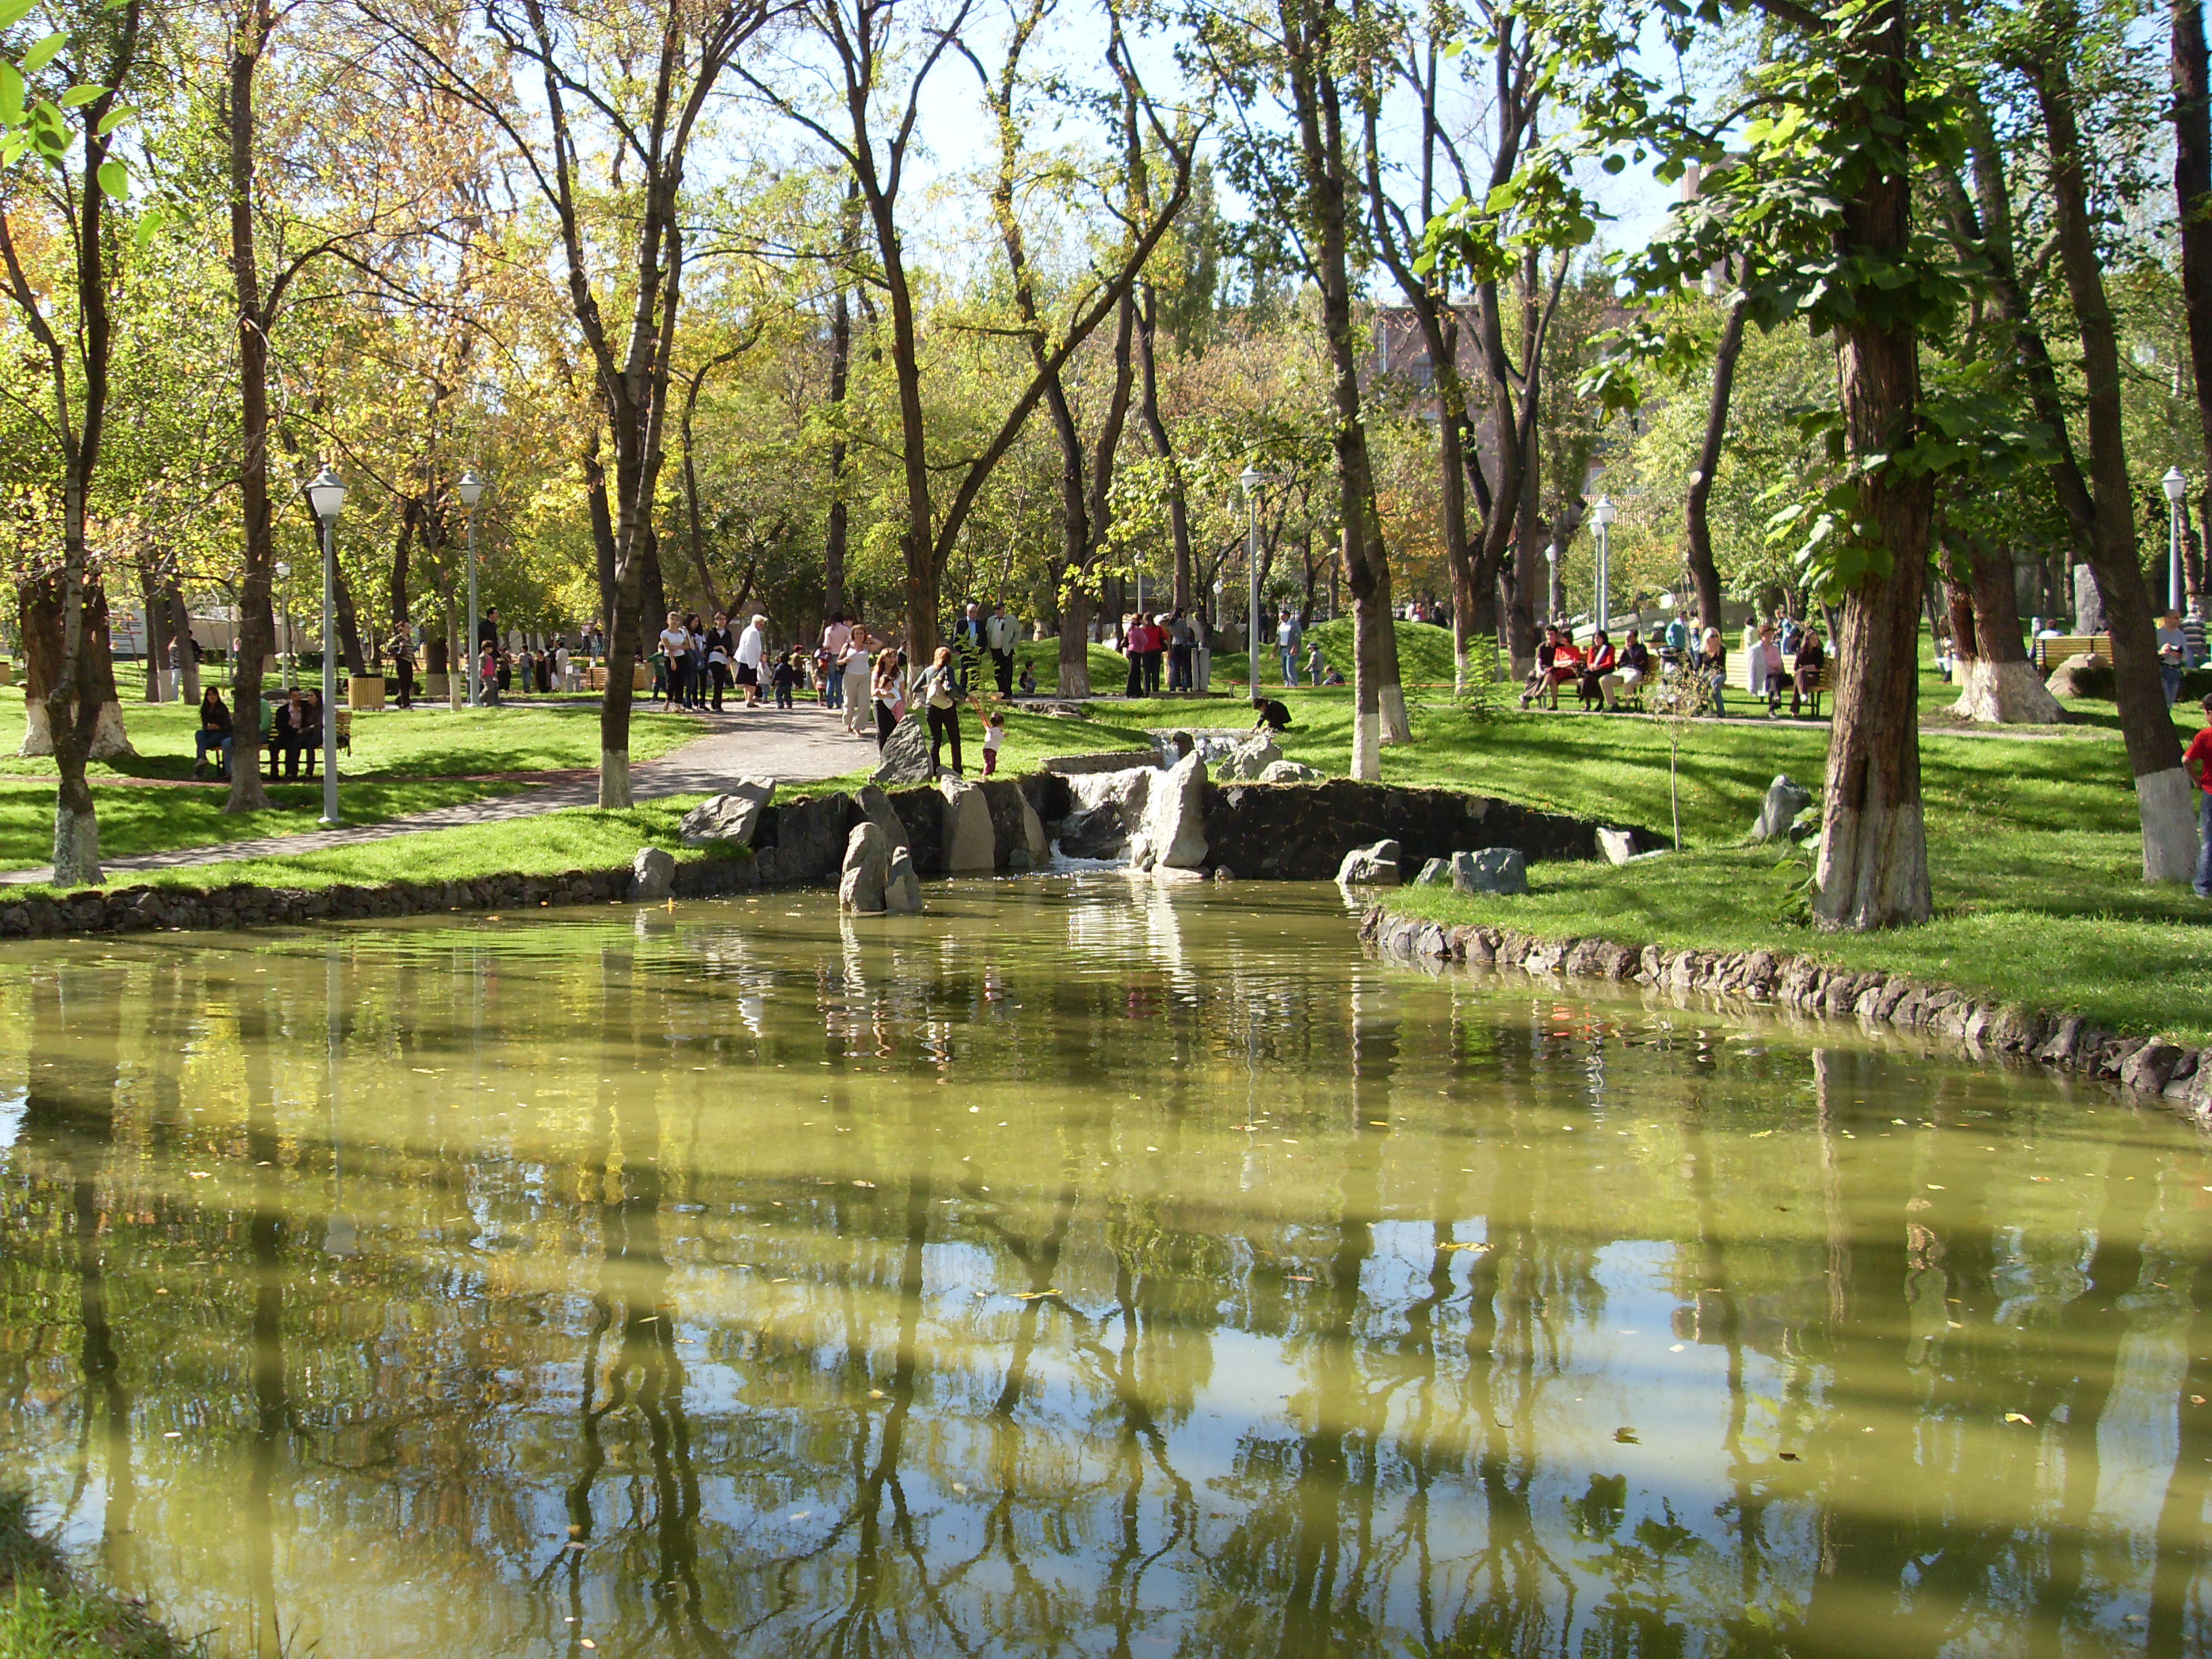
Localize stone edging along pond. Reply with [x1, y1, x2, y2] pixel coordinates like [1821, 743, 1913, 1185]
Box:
[1360, 903, 2212, 1125]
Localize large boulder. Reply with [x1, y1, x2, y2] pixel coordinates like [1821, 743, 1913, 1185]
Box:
[872, 714, 934, 787]
[1750, 774, 1814, 842]
[1054, 766, 1153, 861]
[884, 846, 923, 913]
[1258, 759, 1322, 784]
[1412, 856, 1452, 886]
[941, 777, 996, 872]
[1451, 847, 1527, 896]
[1129, 751, 1208, 871]
[855, 783, 910, 854]
[2045, 651, 2114, 700]
[1336, 839, 1402, 886]
[1213, 733, 1282, 781]
[838, 822, 890, 914]
[679, 777, 775, 846]
[1597, 826, 1638, 866]
[1016, 794, 1050, 869]
[753, 792, 857, 886]
[628, 846, 675, 902]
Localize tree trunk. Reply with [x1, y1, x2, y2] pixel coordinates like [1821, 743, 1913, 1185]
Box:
[222, 0, 274, 815]
[2039, 31, 2196, 880]
[1946, 535, 2062, 722]
[139, 568, 167, 702]
[391, 506, 411, 644]
[20, 575, 131, 759]
[165, 577, 199, 705]
[825, 277, 851, 621]
[2175, 0, 2212, 591]
[1058, 588, 1092, 697]
[1811, 0, 1933, 930]
[1285, 0, 1404, 773]
[1135, 285, 1193, 611]
[333, 561, 366, 677]
[1684, 275, 1746, 634]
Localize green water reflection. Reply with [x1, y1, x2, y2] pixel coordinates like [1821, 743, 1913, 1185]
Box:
[0, 877, 2208, 1656]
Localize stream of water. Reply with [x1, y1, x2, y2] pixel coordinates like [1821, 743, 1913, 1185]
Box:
[0, 876, 2206, 1656]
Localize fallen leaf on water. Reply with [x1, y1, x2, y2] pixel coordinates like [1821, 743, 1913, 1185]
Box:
[1288, 1275, 1313, 1283]
[1012, 1290, 1059, 1301]
[1614, 1427, 1639, 1444]
[2192, 1395, 2207, 1406]
[2005, 1412, 2034, 1425]
[1439, 1242, 1492, 1252]
[868, 1389, 886, 1399]
[1778, 1452, 1800, 1462]
[187, 1172, 211, 1180]
[852, 1180, 875, 1189]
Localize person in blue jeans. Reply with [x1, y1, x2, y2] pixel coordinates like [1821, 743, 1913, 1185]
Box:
[1277, 613, 1303, 687]
[2188, 693, 2212, 899]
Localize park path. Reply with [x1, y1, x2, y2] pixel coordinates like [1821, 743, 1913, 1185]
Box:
[2, 705, 874, 886]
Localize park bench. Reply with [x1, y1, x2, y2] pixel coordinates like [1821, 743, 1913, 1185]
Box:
[1729, 651, 1835, 715]
[262, 702, 350, 778]
[2032, 634, 2113, 672]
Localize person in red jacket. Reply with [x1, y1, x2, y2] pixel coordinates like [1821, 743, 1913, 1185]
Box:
[2187, 691, 2212, 900]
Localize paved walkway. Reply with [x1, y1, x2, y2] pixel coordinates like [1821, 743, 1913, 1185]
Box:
[4, 706, 876, 885]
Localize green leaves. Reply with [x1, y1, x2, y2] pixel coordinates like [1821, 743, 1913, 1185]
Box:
[18, 30, 60, 73]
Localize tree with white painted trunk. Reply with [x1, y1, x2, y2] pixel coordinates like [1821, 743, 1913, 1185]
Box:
[0, 0, 145, 886]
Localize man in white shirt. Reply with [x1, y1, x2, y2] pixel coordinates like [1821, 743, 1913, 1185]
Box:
[553, 638, 573, 692]
[736, 613, 768, 708]
[984, 600, 1020, 697]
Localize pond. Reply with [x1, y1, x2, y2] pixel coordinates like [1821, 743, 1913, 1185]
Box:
[0, 877, 2207, 1657]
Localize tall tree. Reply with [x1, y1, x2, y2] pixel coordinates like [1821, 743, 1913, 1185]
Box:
[2023, 0, 2197, 880]
[2175, 0, 2212, 555]
[743, 0, 1193, 677]
[0, 0, 145, 884]
[373, 0, 771, 805]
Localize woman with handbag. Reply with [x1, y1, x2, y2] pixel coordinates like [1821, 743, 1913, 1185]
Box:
[917, 645, 966, 777]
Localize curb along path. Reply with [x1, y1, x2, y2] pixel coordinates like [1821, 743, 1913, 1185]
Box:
[2, 710, 872, 886]
[1361, 905, 2212, 1124]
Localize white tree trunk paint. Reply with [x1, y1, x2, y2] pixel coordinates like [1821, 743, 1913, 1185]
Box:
[50, 801, 100, 888]
[1948, 657, 2064, 724]
[1379, 684, 1411, 745]
[20, 699, 134, 760]
[1350, 707, 1381, 781]
[2137, 766, 2198, 884]
[600, 748, 633, 810]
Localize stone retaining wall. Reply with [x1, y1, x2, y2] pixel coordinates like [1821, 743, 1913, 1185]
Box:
[1362, 905, 2212, 1123]
[1208, 781, 1633, 880]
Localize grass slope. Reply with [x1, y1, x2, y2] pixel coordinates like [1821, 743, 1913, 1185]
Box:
[0, 1492, 202, 1657]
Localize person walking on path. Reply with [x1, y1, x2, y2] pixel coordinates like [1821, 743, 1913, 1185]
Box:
[736, 613, 768, 708]
[705, 613, 735, 711]
[821, 613, 852, 710]
[657, 611, 691, 712]
[1277, 611, 1303, 687]
[870, 647, 905, 750]
[985, 600, 1020, 697]
[384, 628, 416, 708]
[2188, 691, 2212, 899]
[918, 644, 966, 777]
[2159, 611, 2188, 708]
[842, 627, 875, 737]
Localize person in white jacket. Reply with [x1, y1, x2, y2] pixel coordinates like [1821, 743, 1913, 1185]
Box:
[735, 613, 767, 708]
[985, 600, 1021, 697]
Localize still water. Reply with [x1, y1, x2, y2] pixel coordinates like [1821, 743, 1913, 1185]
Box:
[0, 877, 2208, 1656]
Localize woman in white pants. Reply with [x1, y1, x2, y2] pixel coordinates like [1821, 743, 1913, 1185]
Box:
[841, 626, 875, 737]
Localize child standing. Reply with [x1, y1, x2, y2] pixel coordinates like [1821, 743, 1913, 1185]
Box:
[982, 710, 1005, 776]
[771, 652, 798, 710]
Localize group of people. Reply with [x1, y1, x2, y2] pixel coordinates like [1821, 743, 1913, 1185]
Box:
[1521, 613, 1828, 720]
[379, 608, 592, 708]
[653, 611, 775, 712]
[1115, 610, 1208, 695]
[192, 684, 329, 780]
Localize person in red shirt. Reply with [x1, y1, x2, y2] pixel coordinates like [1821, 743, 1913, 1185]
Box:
[2187, 691, 2212, 899]
[1542, 634, 1583, 709]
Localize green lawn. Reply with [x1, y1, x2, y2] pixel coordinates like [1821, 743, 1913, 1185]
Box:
[0, 665, 702, 872]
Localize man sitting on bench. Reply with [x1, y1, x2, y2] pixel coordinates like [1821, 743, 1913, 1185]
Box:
[270, 688, 321, 779]
[1791, 628, 1827, 718]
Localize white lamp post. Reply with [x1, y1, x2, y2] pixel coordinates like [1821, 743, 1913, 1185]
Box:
[2163, 466, 2187, 613]
[274, 560, 293, 689]
[1240, 466, 1263, 694]
[306, 466, 346, 827]
[1544, 540, 1559, 621]
[1592, 495, 1618, 634]
[458, 470, 486, 707]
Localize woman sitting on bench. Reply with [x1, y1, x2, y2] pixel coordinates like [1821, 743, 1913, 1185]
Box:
[270, 688, 321, 779]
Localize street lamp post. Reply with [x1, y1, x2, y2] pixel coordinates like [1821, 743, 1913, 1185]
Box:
[1240, 466, 1263, 695]
[2163, 466, 2186, 613]
[1544, 541, 1559, 621]
[1592, 495, 1618, 634]
[459, 470, 486, 707]
[274, 561, 293, 689]
[306, 466, 346, 828]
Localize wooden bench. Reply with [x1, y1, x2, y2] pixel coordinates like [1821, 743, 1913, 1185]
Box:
[263, 702, 350, 777]
[1727, 651, 1835, 713]
[2032, 634, 2110, 672]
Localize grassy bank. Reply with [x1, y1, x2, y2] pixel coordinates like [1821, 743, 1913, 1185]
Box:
[0, 1492, 201, 1657]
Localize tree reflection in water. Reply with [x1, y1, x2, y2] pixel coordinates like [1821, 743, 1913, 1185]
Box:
[0, 882, 2203, 1658]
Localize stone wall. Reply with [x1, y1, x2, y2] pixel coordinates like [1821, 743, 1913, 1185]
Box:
[1363, 906, 2212, 1121]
